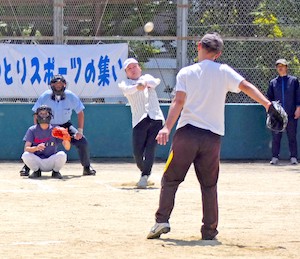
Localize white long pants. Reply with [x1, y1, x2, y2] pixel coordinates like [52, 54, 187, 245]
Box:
[21, 151, 67, 172]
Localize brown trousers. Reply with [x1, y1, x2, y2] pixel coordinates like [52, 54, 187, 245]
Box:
[155, 124, 221, 239]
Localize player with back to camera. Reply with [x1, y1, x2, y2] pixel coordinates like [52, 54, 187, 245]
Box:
[147, 32, 285, 240]
[20, 74, 96, 177]
[118, 58, 165, 189]
[21, 105, 70, 179]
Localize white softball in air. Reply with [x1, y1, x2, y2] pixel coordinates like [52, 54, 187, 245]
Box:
[144, 22, 154, 33]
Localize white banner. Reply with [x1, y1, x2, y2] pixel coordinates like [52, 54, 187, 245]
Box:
[0, 43, 128, 99]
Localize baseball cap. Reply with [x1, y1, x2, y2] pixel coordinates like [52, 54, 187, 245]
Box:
[275, 59, 288, 66]
[200, 32, 224, 52]
[123, 58, 138, 70]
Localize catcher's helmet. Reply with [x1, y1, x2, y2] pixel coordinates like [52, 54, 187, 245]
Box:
[50, 74, 67, 96]
[266, 101, 288, 133]
[36, 105, 53, 124]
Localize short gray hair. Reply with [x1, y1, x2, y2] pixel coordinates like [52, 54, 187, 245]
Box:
[200, 32, 224, 52]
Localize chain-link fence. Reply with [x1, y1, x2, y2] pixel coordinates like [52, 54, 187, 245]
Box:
[1, 0, 300, 103]
[187, 0, 300, 102]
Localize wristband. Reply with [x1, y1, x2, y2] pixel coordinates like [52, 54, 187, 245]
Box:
[78, 128, 83, 134]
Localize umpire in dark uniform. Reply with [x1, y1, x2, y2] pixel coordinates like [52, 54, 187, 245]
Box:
[267, 59, 300, 165]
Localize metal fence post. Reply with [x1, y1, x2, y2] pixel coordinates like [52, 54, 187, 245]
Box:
[53, 0, 64, 44]
[176, 0, 188, 71]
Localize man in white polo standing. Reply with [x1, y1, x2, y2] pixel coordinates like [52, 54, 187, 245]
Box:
[147, 32, 275, 240]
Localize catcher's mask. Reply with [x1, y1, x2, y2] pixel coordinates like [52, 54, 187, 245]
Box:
[36, 105, 53, 124]
[50, 74, 66, 100]
[266, 101, 288, 133]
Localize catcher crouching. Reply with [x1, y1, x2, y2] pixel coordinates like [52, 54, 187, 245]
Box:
[20, 75, 96, 176]
[21, 105, 71, 179]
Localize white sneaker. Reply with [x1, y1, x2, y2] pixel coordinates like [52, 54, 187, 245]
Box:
[147, 222, 171, 239]
[270, 157, 279, 165]
[137, 175, 148, 189]
[290, 157, 298, 165]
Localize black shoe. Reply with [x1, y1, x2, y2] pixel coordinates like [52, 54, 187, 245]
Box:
[20, 165, 30, 177]
[29, 169, 41, 179]
[52, 170, 63, 179]
[83, 166, 96, 176]
[201, 228, 218, 240]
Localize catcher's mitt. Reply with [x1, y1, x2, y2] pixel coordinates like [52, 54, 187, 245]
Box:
[52, 127, 71, 142]
[266, 101, 288, 133]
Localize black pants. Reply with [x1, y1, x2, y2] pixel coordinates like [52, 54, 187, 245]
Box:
[132, 116, 163, 176]
[272, 117, 298, 158]
[61, 121, 91, 167]
[155, 124, 221, 239]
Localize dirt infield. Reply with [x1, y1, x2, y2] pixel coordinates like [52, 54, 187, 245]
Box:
[1, 159, 299, 259]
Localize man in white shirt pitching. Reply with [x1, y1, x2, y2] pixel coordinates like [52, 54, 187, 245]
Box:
[119, 58, 165, 188]
[147, 32, 275, 240]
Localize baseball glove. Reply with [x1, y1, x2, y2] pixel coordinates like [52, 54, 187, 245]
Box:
[266, 101, 288, 133]
[52, 127, 71, 142]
